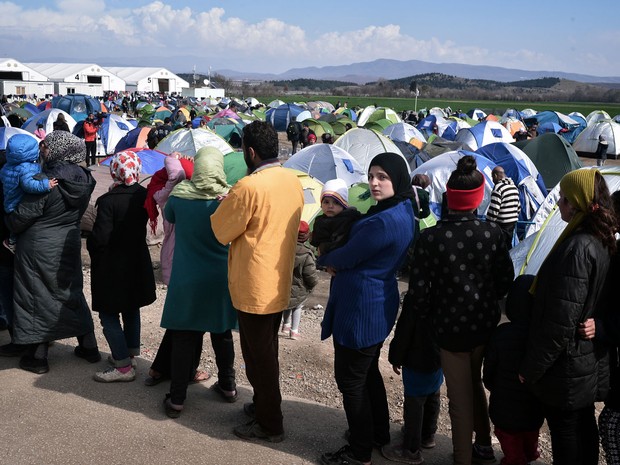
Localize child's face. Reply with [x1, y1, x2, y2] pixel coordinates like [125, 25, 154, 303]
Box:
[321, 197, 345, 217]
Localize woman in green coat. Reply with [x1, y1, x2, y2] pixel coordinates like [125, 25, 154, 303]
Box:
[149, 147, 238, 418]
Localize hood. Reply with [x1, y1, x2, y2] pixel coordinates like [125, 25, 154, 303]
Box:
[46, 161, 96, 209]
[6, 134, 39, 166]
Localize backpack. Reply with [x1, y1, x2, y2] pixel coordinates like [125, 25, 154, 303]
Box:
[287, 121, 301, 141]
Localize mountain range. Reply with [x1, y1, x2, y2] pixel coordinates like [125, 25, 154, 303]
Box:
[215, 58, 620, 85]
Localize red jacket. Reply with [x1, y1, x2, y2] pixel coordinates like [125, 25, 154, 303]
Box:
[83, 120, 98, 142]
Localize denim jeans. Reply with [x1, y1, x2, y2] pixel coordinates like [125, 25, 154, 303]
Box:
[98, 309, 140, 367]
[0, 263, 14, 328]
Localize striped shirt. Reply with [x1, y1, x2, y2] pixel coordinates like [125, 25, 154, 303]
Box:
[486, 178, 520, 224]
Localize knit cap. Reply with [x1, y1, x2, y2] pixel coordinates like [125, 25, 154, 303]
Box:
[321, 179, 349, 208]
[298, 221, 310, 242]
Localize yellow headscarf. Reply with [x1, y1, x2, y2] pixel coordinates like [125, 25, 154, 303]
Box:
[170, 147, 230, 200]
[530, 168, 597, 294]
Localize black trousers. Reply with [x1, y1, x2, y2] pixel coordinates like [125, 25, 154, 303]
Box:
[85, 141, 97, 166]
[151, 329, 235, 405]
[544, 402, 599, 465]
[403, 391, 441, 452]
[237, 310, 283, 435]
[334, 341, 390, 463]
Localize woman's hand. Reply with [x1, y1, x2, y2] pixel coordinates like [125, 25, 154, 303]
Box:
[518, 374, 525, 384]
[326, 266, 337, 277]
[578, 318, 596, 340]
[392, 365, 401, 376]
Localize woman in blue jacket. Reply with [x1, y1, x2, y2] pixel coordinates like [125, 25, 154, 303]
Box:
[318, 152, 415, 465]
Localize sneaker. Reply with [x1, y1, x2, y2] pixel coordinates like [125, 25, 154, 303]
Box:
[0, 342, 28, 357]
[3, 239, 16, 254]
[472, 443, 496, 464]
[289, 330, 300, 340]
[107, 355, 137, 368]
[74, 345, 102, 363]
[281, 323, 291, 334]
[93, 366, 136, 383]
[243, 402, 256, 419]
[421, 436, 436, 449]
[344, 429, 388, 449]
[320, 445, 367, 465]
[233, 419, 284, 443]
[381, 444, 424, 464]
[19, 354, 49, 374]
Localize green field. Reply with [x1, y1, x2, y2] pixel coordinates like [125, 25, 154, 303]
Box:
[260, 95, 620, 118]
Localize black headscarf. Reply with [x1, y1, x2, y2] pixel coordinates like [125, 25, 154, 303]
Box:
[366, 152, 415, 216]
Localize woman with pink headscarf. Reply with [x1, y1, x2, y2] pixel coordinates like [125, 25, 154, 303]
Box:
[87, 151, 156, 383]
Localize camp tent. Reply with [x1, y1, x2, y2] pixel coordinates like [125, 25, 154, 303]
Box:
[467, 108, 487, 120]
[524, 111, 582, 143]
[22, 109, 77, 136]
[411, 150, 496, 219]
[285, 169, 323, 223]
[100, 148, 168, 175]
[572, 120, 620, 159]
[510, 166, 620, 277]
[265, 104, 305, 132]
[114, 126, 152, 153]
[267, 99, 286, 109]
[475, 142, 547, 225]
[283, 144, 366, 186]
[357, 106, 401, 127]
[513, 133, 582, 190]
[454, 121, 514, 150]
[333, 128, 406, 174]
[382, 122, 427, 145]
[586, 110, 611, 126]
[99, 114, 133, 155]
[155, 128, 234, 157]
[0, 127, 39, 150]
[52, 94, 103, 122]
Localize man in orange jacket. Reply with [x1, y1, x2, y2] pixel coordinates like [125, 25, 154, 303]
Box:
[83, 113, 100, 166]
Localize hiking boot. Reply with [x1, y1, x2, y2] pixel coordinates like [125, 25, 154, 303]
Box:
[19, 355, 49, 374]
[74, 345, 102, 363]
[381, 444, 424, 464]
[0, 342, 28, 357]
[93, 366, 136, 383]
[233, 419, 284, 443]
[107, 355, 137, 368]
[472, 443, 496, 464]
[320, 445, 367, 465]
[421, 435, 436, 449]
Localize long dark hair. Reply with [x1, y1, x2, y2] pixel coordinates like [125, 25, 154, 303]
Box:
[582, 171, 617, 254]
[446, 155, 483, 190]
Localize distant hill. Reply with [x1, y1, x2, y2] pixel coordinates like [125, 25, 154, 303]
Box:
[216, 58, 620, 85]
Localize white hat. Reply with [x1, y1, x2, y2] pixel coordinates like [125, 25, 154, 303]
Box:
[321, 179, 349, 208]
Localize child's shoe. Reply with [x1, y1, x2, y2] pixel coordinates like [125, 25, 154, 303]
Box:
[93, 366, 136, 383]
[289, 330, 300, 340]
[472, 443, 496, 464]
[3, 239, 16, 254]
[107, 354, 137, 368]
[281, 323, 291, 334]
[421, 435, 436, 449]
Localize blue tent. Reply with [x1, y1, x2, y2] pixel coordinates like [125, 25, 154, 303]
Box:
[265, 104, 305, 131]
[416, 115, 437, 138]
[52, 94, 102, 122]
[475, 143, 548, 228]
[524, 110, 582, 143]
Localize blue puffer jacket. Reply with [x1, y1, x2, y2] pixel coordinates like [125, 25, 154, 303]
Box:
[0, 134, 49, 213]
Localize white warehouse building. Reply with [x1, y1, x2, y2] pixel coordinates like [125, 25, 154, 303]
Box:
[106, 67, 189, 93]
[25, 63, 126, 96]
[0, 58, 54, 96]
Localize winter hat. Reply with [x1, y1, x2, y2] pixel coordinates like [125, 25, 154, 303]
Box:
[44, 131, 86, 164]
[321, 179, 349, 208]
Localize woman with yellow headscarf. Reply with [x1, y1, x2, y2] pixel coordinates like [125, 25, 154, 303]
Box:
[520, 168, 616, 465]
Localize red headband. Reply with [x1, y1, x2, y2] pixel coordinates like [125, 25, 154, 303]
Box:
[446, 181, 485, 211]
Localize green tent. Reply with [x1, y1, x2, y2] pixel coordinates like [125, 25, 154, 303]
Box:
[224, 151, 247, 186]
[304, 118, 335, 138]
[331, 119, 357, 136]
[364, 119, 393, 132]
[513, 133, 582, 190]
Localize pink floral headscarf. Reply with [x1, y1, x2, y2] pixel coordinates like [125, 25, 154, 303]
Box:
[110, 151, 142, 187]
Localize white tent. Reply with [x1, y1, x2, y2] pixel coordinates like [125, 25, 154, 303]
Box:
[382, 122, 426, 144]
[283, 144, 366, 186]
[22, 108, 77, 135]
[357, 106, 401, 127]
[155, 128, 234, 157]
[511, 166, 620, 277]
[333, 128, 406, 174]
[572, 120, 620, 158]
[0, 127, 39, 150]
[99, 114, 133, 155]
[585, 110, 611, 126]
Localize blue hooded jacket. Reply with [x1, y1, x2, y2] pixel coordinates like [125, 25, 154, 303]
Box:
[0, 134, 49, 213]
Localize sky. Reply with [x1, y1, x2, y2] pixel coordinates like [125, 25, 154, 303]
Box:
[2, 0, 620, 78]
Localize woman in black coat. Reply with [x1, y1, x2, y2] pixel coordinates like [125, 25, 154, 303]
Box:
[87, 151, 156, 383]
[520, 169, 616, 465]
[6, 131, 100, 374]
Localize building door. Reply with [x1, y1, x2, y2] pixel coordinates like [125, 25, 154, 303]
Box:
[158, 79, 169, 93]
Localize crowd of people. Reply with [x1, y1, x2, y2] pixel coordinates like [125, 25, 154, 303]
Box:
[0, 117, 619, 465]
